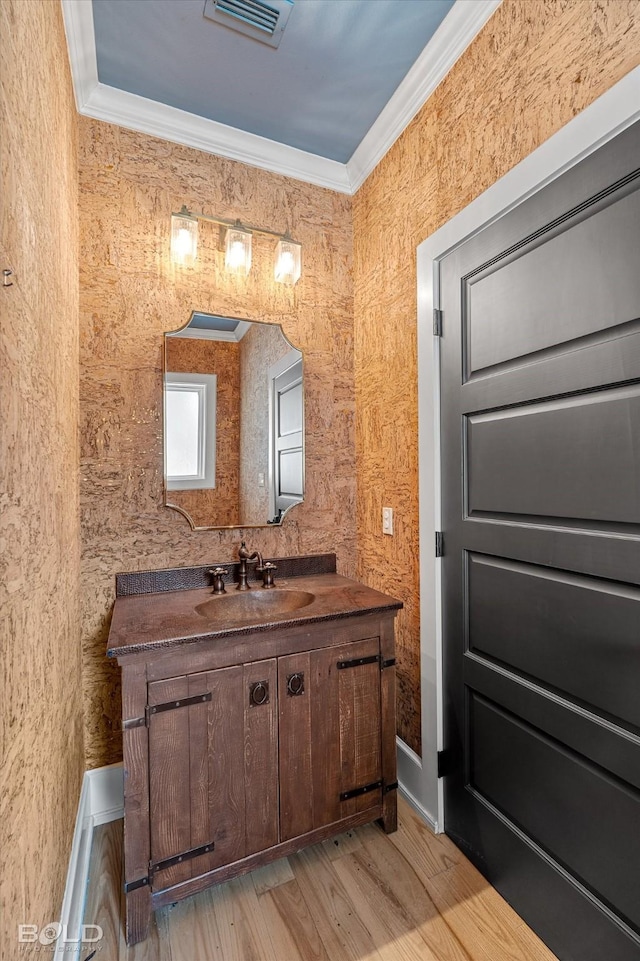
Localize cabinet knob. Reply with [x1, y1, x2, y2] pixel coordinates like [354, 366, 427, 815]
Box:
[286, 672, 305, 697]
[249, 680, 269, 707]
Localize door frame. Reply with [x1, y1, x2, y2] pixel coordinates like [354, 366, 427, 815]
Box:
[407, 64, 640, 832]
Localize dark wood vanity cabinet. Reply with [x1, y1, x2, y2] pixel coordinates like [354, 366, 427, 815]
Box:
[108, 571, 401, 945]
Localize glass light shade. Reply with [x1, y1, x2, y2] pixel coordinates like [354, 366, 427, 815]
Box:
[170, 209, 198, 265]
[225, 228, 252, 275]
[274, 238, 301, 285]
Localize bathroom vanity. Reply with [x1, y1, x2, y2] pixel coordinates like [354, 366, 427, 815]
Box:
[107, 554, 402, 945]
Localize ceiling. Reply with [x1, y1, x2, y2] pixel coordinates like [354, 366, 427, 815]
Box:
[62, 0, 501, 193]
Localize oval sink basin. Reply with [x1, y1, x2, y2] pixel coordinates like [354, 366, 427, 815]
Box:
[195, 589, 315, 626]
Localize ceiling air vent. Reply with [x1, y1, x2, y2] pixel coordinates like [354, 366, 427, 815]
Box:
[203, 0, 294, 49]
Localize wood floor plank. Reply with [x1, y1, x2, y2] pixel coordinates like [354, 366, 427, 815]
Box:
[81, 821, 123, 961]
[289, 843, 382, 961]
[423, 857, 558, 961]
[389, 797, 461, 879]
[250, 855, 295, 896]
[332, 853, 442, 961]
[207, 873, 279, 961]
[258, 878, 330, 961]
[85, 807, 559, 961]
[164, 888, 223, 961]
[320, 822, 381, 861]
[343, 831, 474, 961]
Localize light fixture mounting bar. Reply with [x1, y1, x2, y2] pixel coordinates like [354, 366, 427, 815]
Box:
[173, 208, 297, 243]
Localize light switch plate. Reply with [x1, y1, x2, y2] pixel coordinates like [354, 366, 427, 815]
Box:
[382, 506, 394, 535]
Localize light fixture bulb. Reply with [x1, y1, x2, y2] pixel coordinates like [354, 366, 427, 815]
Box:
[274, 238, 301, 285]
[170, 207, 198, 265]
[225, 227, 252, 275]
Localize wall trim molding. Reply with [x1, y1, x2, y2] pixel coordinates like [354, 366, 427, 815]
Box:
[56, 765, 123, 961]
[416, 65, 640, 830]
[346, 0, 502, 192]
[61, 0, 501, 195]
[398, 784, 439, 834]
[396, 735, 441, 833]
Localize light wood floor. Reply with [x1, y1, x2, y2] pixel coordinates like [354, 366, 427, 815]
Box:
[81, 796, 559, 961]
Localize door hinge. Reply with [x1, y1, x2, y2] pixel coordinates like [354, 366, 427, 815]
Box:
[150, 841, 215, 877]
[123, 875, 149, 894]
[435, 531, 444, 557]
[340, 780, 382, 802]
[337, 655, 380, 670]
[145, 691, 212, 724]
[433, 308, 443, 337]
[437, 750, 452, 778]
[381, 657, 396, 670]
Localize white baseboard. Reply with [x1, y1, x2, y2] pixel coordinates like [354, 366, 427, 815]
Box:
[88, 763, 124, 825]
[396, 737, 440, 833]
[56, 764, 124, 961]
[396, 736, 441, 833]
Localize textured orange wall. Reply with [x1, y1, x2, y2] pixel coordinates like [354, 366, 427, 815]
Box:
[166, 337, 241, 527]
[353, 0, 640, 752]
[0, 0, 83, 945]
[79, 121, 354, 768]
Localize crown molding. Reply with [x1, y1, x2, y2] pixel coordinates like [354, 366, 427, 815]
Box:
[85, 83, 353, 193]
[60, 0, 351, 193]
[347, 0, 503, 192]
[61, 0, 501, 196]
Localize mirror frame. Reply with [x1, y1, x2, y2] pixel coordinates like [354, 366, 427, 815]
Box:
[163, 312, 305, 531]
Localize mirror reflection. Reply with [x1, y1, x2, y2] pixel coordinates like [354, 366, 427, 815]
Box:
[164, 312, 304, 529]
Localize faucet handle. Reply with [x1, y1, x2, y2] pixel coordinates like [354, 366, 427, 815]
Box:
[209, 567, 228, 595]
[260, 562, 277, 589]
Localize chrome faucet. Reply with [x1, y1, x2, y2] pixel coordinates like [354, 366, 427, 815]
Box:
[237, 541, 263, 591]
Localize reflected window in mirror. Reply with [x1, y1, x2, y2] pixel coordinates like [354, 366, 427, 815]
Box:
[163, 313, 304, 530]
[165, 372, 216, 490]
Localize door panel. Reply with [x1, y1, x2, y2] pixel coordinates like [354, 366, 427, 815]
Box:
[466, 186, 640, 378]
[468, 554, 640, 729]
[243, 659, 279, 856]
[279, 637, 383, 837]
[441, 119, 640, 961]
[147, 662, 277, 891]
[466, 386, 640, 524]
[148, 676, 192, 889]
[470, 695, 640, 932]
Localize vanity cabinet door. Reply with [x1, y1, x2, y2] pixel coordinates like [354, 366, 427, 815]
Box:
[278, 636, 383, 841]
[147, 658, 278, 892]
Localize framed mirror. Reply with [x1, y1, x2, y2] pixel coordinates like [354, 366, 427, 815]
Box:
[163, 312, 304, 529]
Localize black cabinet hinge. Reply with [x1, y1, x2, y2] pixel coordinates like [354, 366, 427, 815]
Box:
[146, 691, 212, 723]
[337, 655, 380, 670]
[433, 308, 443, 337]
[381, 658, 396, 670]
[340, 780, 382, 802]
[150, 841, 215, 877]
[123, 875, 149, 894]
[435, 531, 444, 557]
[437, 750, 452, 779]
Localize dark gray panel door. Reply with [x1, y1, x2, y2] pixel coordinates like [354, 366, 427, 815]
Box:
[440, 120, 640, 961]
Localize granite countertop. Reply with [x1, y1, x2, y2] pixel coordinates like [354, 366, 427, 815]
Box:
[107, 572, 403, 657]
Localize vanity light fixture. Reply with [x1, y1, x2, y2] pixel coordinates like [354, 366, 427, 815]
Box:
[170, 206, 198, 266]
[225, 224, 252, 276]
[170, 206, 301, 284]
[274, 236, 302, 286]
